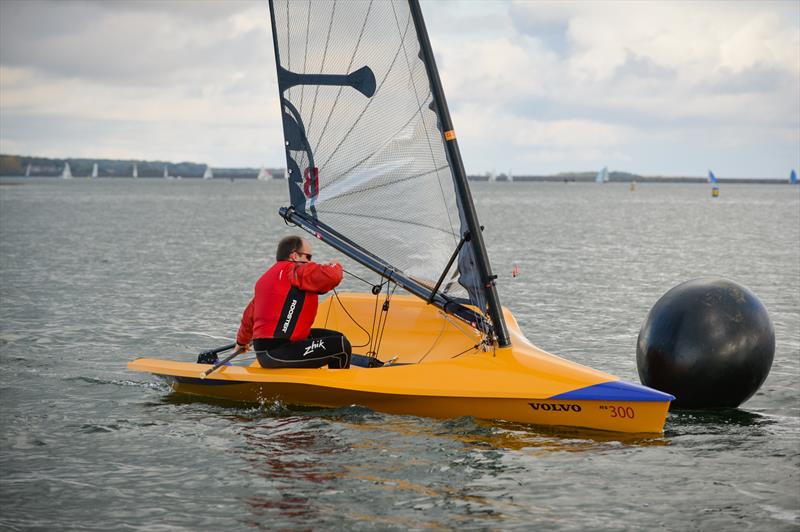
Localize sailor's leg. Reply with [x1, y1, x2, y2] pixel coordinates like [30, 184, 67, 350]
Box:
[309, 329, 352, 368]
[257, 334, 351, 369]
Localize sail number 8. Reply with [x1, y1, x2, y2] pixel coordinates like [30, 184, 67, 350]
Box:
[304, 167, 319, 198]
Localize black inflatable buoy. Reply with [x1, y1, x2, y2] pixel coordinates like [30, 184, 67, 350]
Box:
[636, 278, 774, 408]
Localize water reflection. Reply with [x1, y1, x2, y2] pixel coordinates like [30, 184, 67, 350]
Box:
[162, 392, 669, 452]
[153, 395, 781, 528]
[155, 397, 673, 527]
[669, 407, 765, 427]
[236, 418, 344, 522]
[663, 408, 782, 455]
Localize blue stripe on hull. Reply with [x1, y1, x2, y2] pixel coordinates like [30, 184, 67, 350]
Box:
[551, 380, 674, 402]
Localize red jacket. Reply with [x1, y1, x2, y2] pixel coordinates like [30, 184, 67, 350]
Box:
[237, 260, 342, 345]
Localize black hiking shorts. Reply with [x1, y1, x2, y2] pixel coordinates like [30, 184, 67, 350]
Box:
[254, 328, 352, 369]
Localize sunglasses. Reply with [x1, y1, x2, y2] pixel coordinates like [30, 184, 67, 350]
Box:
[296, 251, 313, 261]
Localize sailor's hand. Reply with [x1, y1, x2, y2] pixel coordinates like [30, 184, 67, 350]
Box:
[328, 260, 341, 267]
[235, 343, 250, 354]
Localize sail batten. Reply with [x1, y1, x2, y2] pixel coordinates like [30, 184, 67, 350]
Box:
[269, 0, 509, 344]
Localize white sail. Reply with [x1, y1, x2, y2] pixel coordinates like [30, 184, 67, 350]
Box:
[62, 163, 72, 180]
[596, 166, 608, 183]
[91, 163, 98, 178]
[163, 165, 170, 179]
[132, 163, 138, 178]
[203, 166, 214, 179]
[25, 164, 31, 177]
[270, 0, 509, 342]
[257, 166, 272, 180]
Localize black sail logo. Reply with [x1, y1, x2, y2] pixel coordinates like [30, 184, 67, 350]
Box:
[529, 402, 582, 413]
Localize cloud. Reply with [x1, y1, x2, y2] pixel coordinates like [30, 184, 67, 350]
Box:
[432, 0, 800, 175]
[0, 0, 269, 85]
[0, 0, 278, 166]
[0, 0, 798, 176]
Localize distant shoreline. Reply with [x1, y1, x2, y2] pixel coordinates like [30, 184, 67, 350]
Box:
[1, 175, 793, 185]
[0, 154, 793, 184]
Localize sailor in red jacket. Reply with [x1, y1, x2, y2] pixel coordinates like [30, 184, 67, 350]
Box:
[233, 235, 351, 369]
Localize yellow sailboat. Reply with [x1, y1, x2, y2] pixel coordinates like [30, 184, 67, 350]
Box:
[130, 293, 672, 433]
[129, 0, 673, 433]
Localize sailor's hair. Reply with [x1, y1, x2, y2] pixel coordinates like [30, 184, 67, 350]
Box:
[276, 235, 304, 261]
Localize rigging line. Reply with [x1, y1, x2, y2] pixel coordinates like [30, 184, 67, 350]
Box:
[368, 283, 381, 356]
[323, 288, 333, 328]
[299, 0, 311, 110]
[438, 309, 485, 343]
[318, 8, 413, 171]
[373, 282, 397, 358]
[449, 343, 482, 359]
[390, 1, 458, 245]
[315, 208, 457, 235]
[320, 163, 450, 203]
[306, 1, 337, 137]
[414, 316, 447, 364]
[332, 288, 372, 348]
[371, 285, 386, 357]
[312, 0, 374, 153]
[343, 267, 382, 290]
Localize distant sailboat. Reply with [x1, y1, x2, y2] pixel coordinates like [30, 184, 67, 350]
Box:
[203, 166, 214, 179]
[91, 163, 98, 178]
[488, 170, 496, 183]
[709, 170, 720, 197]
[257, 166, 272, 180]
[132, 163, 138, 178]
[62, 162, 73, 180]
[595, 166, 608, 183]
[508, 169, 514, 183]
[790, 169, 798, 185]
[25, 164, 31, 177]
[163, 165, 171, 180]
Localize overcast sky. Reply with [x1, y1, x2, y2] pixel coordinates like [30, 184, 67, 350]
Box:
[1, 0, 798, 178]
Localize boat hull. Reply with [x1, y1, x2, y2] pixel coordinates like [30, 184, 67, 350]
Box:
[157, 375, 668, 433]
[129, 293, 673, 433]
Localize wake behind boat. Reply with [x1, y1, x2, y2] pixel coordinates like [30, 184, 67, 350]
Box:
[128, 0, 673, 433]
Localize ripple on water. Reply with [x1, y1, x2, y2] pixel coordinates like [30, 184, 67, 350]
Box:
[1, 180, 798, 529]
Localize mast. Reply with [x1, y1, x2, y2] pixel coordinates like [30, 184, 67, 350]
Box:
[407, 0, 510, 347]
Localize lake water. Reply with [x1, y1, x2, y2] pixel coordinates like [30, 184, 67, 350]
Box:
[1, 178, 798, 530]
